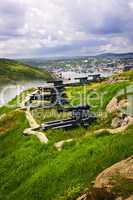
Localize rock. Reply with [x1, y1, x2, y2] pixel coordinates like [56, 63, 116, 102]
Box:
[116, 196, 133, 200]
[76, 188, 114, 200]
[126, 196, 133, 200]
[95, 121, 132, 136]
[118, 113, 128, 119]
[95, 129, 110, 136]
[111, 114, 133, 129]
[106, 97, 130, 114]
[119, 99, 129, 109]
[111, 117, 123, 128]
[106, 97, 119, 113]
[23, 128, 48, 144]
[121, 116, 133, 127]
[115, 197, 123, 200]
[77, 157, 133, 200]
[76, 194, 87, 200]
[94, 156, 133, 191]
[54, 139, 74, 151]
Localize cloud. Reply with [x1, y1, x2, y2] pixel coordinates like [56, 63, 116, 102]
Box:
[0, 0, 133, 57]
[0, 0, 26, 37]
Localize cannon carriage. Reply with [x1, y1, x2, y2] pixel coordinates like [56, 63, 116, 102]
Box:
[42, 105, 96, 130]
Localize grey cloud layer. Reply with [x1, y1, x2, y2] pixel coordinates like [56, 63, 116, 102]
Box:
[0, 0, 26, 37]
[0, 0, 133, 57]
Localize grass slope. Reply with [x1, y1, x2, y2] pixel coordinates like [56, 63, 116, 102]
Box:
[0, 110, 132, 200]
[0, 59, 53, 86]
[0, 70, 133, 200]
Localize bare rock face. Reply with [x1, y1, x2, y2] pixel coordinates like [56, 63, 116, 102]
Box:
[111, 117, 123, 128]
[126, 196, 133, 200]
[94, 156, 133, 190]
[111, 115, 133, 129]
[77, 157, 133, 200]
[119, 99, 129, 110]
[121, 116, 133, 127]
[106, 97, 119, 113]
[76, 188, 114, 200]
[106, 97, 129, 114]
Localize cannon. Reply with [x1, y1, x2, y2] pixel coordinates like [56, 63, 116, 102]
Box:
[41, 105, 96, 130]
[26, 79, 69, 108]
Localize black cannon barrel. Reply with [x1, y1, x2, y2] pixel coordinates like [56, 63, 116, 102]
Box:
[58, 105, 91, 113]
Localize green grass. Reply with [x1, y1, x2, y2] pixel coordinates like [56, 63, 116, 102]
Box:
[0, 70, 133, 199]
[0, 59, 53, 86]
[0, 106, 14, 117]
[0, 88, 36, 117]
[67, 80, 133, 112]
[0, 110, 133, 200]
[111, 174, 133, 199]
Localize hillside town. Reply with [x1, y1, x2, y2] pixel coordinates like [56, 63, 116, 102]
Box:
[34, 56, 133, 82]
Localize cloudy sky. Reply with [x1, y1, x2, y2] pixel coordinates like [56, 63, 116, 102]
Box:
[0, 0, 133, 58]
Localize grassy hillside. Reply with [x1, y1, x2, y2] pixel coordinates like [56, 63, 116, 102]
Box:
[0, 70, 133, 200]
[0, 59, 53, 86]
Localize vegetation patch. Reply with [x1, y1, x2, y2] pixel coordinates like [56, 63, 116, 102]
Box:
[0, 59, 53, 86]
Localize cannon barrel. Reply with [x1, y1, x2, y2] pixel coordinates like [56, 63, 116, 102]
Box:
[58, 105, 91, 113]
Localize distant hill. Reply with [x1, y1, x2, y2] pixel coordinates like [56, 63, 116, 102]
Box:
[18, 52, 133, 67]
[0, 58, 53, 85]
[96, 52, 133, 59]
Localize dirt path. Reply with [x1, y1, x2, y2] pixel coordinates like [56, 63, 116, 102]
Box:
[25, 110, 40, 129]
[95, 123, 131, 135]
[24, 110, 48, 143]
[21, 90, 39, 108]
[23, 128, 48, 143]
[20, 90, 49, 143]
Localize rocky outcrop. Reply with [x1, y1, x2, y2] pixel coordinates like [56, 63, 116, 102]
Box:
[106, 97, 119, 113]
[106, 97, 129, 114]
[95, 112, 133, 136]
[94, 156, 133, 190]
[77, 156, 133, 200]
[76, 188, 114, 200]
[111, 114, 133, 129]
[126, 196, 133, 200]
[23, 128, 48, 144]
[111, 117, 123, 128]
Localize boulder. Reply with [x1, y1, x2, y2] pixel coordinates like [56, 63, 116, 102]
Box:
[94, 156, 133, 190]
[111, 117, 123, 128]
[54, 139, 74, 151]
[121, 116, 133, 127]
[106, 97, 119, 113]
[119, 99, 129, 109]
[76, 188, 114, 200]
[77, 157, 133, 200]
[126, 196, 133, 200]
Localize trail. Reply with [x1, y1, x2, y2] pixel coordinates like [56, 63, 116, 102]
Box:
[22, 91, 48, 144]
[95, 123, 132, 135]
[23, 110, 48, 144]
